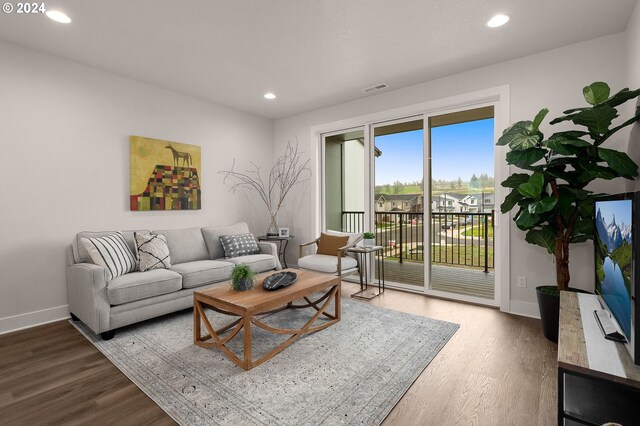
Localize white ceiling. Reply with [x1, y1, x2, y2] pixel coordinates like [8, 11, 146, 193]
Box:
[0, 0, 637, 119]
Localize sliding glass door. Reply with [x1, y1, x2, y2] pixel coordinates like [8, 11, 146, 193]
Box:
[427, 107, 496, 301]
[318, 100, 502, 307]
[372, 118, 424, 287]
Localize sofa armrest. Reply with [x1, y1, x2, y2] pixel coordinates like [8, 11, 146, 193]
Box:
[66, 262, 111, 334]
[257, 241, 282, 270]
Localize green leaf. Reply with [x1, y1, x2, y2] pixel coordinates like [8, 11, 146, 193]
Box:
[532, 108, 549, 132]
[497, 121, 541, 150]
[572, 105, 618, 134]
[515, 209, 540, 230]
[598, 148, 639, 178]
[571, 235, 591, 243]
[603, 87, 640, 108]
[562, 107, 590, 115]
[583, 82, 610, 105]
[500, 189, 523, 213]
[549, 131, 589, 139]
[501, 173, 530, 188]
[528, 196, 557, 214]
[517, 172, 544, 199]
[555, 188, 576, 222]
[525, 228, 556, 254]
[573, 218, 593, 236]
[544, 137, 590, 156]
[550, 114, 577, 125]
[578, 165, 617, 183]
[505, 148, 546, 168]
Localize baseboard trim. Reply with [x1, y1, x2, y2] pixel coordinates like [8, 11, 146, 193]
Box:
[0, 305, 70, 335]
[509, 300, 540, 319]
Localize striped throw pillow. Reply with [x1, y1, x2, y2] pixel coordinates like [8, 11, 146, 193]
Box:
[81, 232, 137, 281]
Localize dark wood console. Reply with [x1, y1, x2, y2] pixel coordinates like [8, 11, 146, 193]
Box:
[558, 291, 640, 425]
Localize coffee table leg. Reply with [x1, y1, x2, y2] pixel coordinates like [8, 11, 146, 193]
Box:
[243, 314, 252, 370]
[335, 282, 341, 320]
[193, 299, 201, 342]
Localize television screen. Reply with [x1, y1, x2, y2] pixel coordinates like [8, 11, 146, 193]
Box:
[594, 198, 633, 340]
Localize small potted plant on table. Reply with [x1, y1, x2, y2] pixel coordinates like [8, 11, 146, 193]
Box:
[230, 264, 255, 291]
[363, 232, 375, 246]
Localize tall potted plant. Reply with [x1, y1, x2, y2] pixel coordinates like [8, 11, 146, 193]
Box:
[498, 82, 640, 341]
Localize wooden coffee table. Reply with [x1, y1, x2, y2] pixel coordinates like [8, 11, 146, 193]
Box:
[193, 269, 341, 370]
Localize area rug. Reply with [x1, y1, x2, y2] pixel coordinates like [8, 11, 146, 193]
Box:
[72, 297, 458, 426]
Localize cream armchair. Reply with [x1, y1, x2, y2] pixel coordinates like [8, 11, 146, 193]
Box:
[298, 230, 363, 277]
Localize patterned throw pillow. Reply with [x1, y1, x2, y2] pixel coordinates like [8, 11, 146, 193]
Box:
[219, 233, 260, 258]
[81, 232, 137, 281]
[134, 232, 171, 272]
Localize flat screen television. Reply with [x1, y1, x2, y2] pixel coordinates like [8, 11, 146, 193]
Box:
[594, 192, 640, 364]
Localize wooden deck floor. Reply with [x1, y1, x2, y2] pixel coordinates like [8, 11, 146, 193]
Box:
[373, 260, 495, 300]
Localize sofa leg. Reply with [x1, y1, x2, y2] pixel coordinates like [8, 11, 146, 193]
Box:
[70, 313, 80, 321]
[101, 330, 115, 340]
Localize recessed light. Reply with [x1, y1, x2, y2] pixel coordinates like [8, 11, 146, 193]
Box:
[46, 10, 72, 24]
[487, 14, 509, 28]
[264, 92, 276, 100]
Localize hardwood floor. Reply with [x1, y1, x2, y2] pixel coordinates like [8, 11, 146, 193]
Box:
[0, 283, 557, 425]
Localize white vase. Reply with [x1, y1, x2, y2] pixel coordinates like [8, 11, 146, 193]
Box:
[363, 238, 374, 246]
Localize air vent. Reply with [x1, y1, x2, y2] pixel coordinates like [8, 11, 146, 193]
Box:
[362, 83, 389, 93]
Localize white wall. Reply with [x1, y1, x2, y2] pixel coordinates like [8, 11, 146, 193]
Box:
[0, 41, 273, 333]
[274, 33, 629, 317]
[628, 2, 640, 90]
[626, 2, 640, 192]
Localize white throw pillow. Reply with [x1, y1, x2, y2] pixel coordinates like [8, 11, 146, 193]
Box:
[135, 232, 171, 272]
[81, 232, 137, 281]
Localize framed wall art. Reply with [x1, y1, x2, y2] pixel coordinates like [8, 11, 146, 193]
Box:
[130, 136, 201, 211]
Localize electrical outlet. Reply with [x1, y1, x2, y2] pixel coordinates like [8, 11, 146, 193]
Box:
[517, 276, 527, 288]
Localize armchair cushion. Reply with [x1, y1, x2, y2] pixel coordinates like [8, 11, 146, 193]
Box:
[325, 229, 362, 247]
[316, 233, 349, 256]
[298, 254, 357, 274]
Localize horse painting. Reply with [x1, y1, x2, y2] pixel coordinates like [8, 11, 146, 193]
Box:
[165, 144, 192, 168]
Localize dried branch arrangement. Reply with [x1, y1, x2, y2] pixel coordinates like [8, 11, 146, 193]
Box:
[220, 141, 311, 234]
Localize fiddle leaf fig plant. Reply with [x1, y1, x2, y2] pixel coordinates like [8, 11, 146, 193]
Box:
[498, 82, 640, 291]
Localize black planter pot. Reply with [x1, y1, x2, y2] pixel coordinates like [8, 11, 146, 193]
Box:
[234, 278, 254, 291]
[536, 286, 590, 342]
[536, 286, 560, 342]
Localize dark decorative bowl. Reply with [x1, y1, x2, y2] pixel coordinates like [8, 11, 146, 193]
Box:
[263, 271, 297, 291]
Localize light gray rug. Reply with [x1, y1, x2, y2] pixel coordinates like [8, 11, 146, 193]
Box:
[73, 297, 458, 426]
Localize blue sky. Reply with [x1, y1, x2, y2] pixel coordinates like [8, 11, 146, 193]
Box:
[597, 199, 632, 227]
[374, 118, 494, 184]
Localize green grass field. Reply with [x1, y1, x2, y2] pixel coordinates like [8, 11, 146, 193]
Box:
[462, 226, 494, 238]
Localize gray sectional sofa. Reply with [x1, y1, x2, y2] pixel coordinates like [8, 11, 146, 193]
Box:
[66, 222, 281, 339]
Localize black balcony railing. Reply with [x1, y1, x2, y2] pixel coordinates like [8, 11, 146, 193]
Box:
[341, 210, 494, 273]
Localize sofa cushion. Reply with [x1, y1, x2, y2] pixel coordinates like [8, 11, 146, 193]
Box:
[135, 232, 171, 272]
[219, 233, 260, 258]
[170, 260, 234, 289]
[81, 232, 138, 281]
[151, 227, 209, 265]
[201, 222, 250, 260]
[224, 254, 277, 273]
[298, 254, 358, 274]
[107, 269, 182, 305]
[73, 230, 149, 264]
